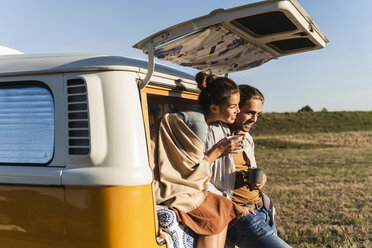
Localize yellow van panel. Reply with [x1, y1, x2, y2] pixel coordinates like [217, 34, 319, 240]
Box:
[0, 184, 165, 248]
[65, 184, 165, 248]
[0, 185, 64, 248]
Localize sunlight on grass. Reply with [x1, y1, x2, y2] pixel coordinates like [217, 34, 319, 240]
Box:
[255, 141, 372, 248]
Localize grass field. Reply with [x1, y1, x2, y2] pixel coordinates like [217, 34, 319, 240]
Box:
[254, 131, 372, 248]
[250, 111, 372, 136]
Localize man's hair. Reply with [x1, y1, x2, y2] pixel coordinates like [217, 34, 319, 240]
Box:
[238, 85, 264, 108]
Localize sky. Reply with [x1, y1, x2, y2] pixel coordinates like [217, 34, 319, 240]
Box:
[1, 0, 372, 113]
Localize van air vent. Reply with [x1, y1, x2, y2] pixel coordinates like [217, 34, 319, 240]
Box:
[67, 79, 90, 155]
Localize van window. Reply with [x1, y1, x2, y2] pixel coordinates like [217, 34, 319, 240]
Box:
[0, 84, 54, 164]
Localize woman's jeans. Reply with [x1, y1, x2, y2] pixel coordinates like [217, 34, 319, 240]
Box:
[227, 207, 291, 248]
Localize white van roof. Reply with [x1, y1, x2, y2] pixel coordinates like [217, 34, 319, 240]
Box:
[0, 54, 195, 81]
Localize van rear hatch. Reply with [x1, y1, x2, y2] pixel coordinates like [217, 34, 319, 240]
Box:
[134, 0, 328, 75]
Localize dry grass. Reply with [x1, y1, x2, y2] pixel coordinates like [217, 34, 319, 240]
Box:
[255, 132, 372, 248]
[257, 131, 372, 147]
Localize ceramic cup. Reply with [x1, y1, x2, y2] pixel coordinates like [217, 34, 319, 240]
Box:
[226, 134, 246, 152]
[247, 168, 264, 184]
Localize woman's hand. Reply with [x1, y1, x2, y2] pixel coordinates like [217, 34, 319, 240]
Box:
[206, 135, 245, 165]
[216, 135, 245, 155]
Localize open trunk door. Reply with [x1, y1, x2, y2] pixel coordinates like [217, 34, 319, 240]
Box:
[134, 0, 328, 87]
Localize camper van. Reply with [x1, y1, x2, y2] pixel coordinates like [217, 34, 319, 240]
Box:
[0, 1, 327, 247]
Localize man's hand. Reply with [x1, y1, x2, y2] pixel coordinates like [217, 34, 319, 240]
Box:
[240, 206, 256, 216]
[257, 173, 267, 189]
[247, 173, 267, 190]
[247, 207, 256, 215]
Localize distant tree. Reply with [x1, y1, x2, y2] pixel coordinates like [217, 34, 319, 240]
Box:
[298, 105, 313, 112]
[321, 107, 328, 112]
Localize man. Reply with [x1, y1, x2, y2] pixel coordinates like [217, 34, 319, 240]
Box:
[206, 85, 290, 248]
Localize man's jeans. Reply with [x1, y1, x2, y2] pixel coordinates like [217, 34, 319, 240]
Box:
[228, 207, 291, 248]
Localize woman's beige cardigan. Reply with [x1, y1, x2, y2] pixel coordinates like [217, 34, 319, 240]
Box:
[152, 113, 210, 212]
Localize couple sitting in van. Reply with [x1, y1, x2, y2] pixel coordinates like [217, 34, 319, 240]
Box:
[152, 72, 290, 248]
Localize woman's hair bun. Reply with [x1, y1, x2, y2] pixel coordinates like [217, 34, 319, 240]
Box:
[195, 71, 208, 90]
[195, 71, 217, 90]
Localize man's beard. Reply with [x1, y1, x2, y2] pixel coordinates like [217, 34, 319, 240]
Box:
[241, 120, 254, 132]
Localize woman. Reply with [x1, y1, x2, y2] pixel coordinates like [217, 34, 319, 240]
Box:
[153, 72, 247, 248]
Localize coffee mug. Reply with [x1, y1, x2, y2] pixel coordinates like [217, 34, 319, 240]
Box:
[246, 168, 264, 184]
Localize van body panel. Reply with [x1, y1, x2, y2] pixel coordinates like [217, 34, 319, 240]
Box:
[65, 184, 163, 248]
[63, 71, 152, 186]
[0, 185, 64, 248]
[61, 167, 152, 186]
[0, 185, 162, 248]
[0, 166, 62, 185]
